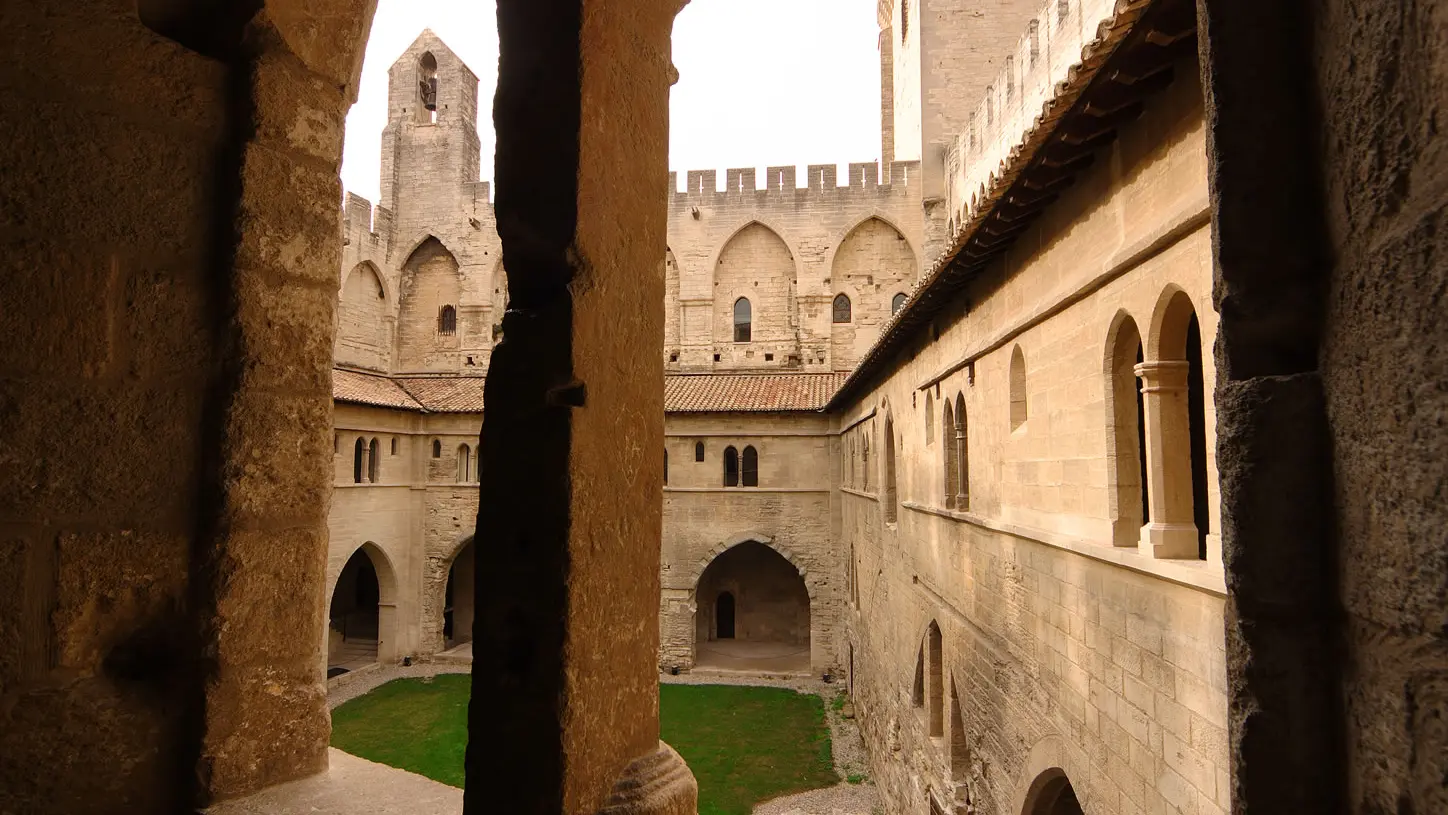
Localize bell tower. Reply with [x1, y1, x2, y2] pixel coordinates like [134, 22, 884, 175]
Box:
[378, 30, 482, 223]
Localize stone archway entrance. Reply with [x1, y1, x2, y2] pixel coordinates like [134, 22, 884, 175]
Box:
[694, 541, 810, 673]
[328, 546, 387, 675]
[443, 538, 476, 656]
[1021, 769, 1084, 815]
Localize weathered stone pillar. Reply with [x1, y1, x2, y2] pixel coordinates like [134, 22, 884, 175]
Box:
[1196, 0, 1345, 812]
[464, 1, 696, 813]
[1134, 360, 1199, 558]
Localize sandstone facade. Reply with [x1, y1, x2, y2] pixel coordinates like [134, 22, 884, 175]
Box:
[328, 5, 1232, 814]
[326, 32, 924, 677]
[1, 0, 1442, 811]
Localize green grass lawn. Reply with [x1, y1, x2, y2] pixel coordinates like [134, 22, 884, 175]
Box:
[330, 674, 470, 788]
[660, 684, 837, 815]
[330, 678, 837, 814]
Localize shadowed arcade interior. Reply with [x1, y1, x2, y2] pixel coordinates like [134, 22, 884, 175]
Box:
[694, 542, 810, 673]
[328, 548, 382, 674]
[443, 538, 476, 652]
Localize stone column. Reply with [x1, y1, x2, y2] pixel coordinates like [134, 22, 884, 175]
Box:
[1134, 360, 1199, 558]
[359, 443, 372, 483]
[465, 1, 696, 813]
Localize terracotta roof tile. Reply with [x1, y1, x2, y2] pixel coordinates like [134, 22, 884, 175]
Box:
[338, 370, 836, 415]
[333, 369, 423, 411]
[664, 373, 846, 413]
[395, 376, 487, 413]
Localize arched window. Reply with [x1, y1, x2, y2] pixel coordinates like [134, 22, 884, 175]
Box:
[390, 437, 398, 455]
[883, 416, 897, 523]
[832, 293, 852, 323]
[1105, 314, 1147, 548]
[723, 446, 740, 487]
[439, 304, 457, 334]
[942, 399, 957, 507]
[432, 439, 442, 458]
[368, 438, 380, 483]
[1009, 345, 1028, 430]
[949, 678, 969, 782]
[353, 438, 365, 484]
[741, 445, 759, 487]
[924, 392, 934, 444]
[954, 393, 969, 510]
[1145, 290, 1210, 560]
[927, 622, 944, 738]
[456, 444, 471, 482]
[912, 641, 925, 708]
[417, 51, 439, 124]
[862, 433, 871, 491]
[892, 292, 908, 314]
[694, 441, 705, 462]
[663, 449, 668, 486]
[733, 297, 752, 342]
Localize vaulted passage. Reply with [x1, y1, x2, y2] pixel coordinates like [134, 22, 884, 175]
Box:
[329, 548, 383, 675]
[694, 542, 810, 673]
[443, 539, 476, 653]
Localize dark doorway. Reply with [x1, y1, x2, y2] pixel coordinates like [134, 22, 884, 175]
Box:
[328, 547, 382, 672]
[1027, 772, 1084, 815]
[716, 591, 735, 639]
[443, 539, 476, 648]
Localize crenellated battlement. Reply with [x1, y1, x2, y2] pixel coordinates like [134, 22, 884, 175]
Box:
[941, 0, 1125, 235]
[342, 192, 395, 246]
[668, 160, 920, 206]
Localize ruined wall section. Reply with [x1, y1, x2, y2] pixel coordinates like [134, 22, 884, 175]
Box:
[659, 413, 839, 675]
[665, 161, 924, 374]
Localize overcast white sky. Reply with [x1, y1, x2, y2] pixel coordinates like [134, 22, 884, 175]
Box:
[340, 0, 883, 203]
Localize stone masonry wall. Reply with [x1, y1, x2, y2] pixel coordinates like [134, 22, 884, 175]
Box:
[660, 413, 840, 675]
[328, 403, 482, 660]
[665, 162, 926, 374]
[841, 62, 1228, 815]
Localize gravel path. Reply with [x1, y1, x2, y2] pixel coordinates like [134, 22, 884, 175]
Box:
[661, 671, 880, 815]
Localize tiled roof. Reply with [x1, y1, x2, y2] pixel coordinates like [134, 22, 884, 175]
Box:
[332, 369, 485, 413]
[337, 369, 841, 414]
[396, 376, 487, 413]
[664, 373, 847, 413]
[333, 368, 423, 411]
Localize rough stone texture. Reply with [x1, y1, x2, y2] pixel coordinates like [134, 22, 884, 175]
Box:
[1311, 1, 1448, 813]
[0, 0, 369, 808]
